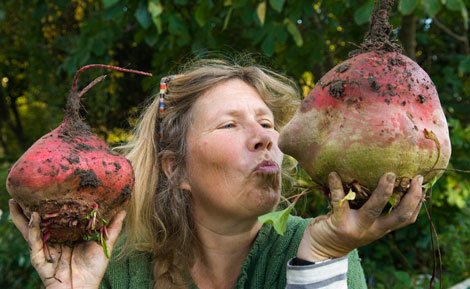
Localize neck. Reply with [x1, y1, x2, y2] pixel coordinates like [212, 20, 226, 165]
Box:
[190, 214, 262, 289]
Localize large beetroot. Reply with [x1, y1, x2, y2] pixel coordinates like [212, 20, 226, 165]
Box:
[6, 65, 151, 250]
[279, 0, 451, 208]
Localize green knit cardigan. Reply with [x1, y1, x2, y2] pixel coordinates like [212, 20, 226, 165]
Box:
[100, 216, 367, 289]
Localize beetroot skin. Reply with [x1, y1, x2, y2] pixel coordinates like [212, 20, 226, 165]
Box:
[6, 65, 151, 244]
[279, 51, 451, 205]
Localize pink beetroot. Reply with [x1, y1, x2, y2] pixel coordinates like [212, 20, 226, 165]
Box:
[279, 0, 451, 208]
[6, 65, 151, 250]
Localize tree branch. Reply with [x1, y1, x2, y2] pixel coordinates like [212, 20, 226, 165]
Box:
[432, 17, 466, 43]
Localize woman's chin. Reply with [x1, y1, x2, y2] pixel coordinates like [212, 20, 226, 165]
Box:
[251, 189, 280, 215]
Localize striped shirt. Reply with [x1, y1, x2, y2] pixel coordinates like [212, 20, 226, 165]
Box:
[286, 256, 348, 289]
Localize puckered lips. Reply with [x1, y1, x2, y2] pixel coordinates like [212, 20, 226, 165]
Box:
[253, 159, 279, 175]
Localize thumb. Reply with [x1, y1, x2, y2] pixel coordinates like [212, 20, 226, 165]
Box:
[328, 172, 349, 218]
[105, 210, 126, 252]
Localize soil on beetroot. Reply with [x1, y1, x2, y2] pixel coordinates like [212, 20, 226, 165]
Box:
[73, 168, 101, 188]
[30, 199, 91, 243]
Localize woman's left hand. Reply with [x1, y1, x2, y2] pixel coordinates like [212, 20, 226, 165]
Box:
[297, 172, 424, 262]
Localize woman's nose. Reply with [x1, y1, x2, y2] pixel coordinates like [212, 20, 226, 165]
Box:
[249, 126, 273, 151]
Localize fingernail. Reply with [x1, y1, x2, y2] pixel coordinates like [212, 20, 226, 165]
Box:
[28, 214, 34, 228]
[387, 173, 396, 183]
[418, 175, 424, 183]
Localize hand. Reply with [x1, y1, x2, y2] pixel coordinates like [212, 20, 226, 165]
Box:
[297, 172, 424, 262]
[9, 199, 126, 289]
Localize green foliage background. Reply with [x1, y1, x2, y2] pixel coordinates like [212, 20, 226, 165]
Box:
[1, 0, 469, 288]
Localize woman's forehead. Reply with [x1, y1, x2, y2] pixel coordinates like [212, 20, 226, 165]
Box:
[192, 79, 273, 119]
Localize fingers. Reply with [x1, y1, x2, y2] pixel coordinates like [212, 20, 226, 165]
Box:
[105, 210, 126, 251]
[328, 172, 349, 218]
[358, 173, 395, 226]
[9, 199, 30, 242]
[378, 175, 424, 231]
[28, 212, 49, 265]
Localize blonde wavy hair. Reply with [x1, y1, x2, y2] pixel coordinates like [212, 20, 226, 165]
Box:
[119, 57, 300, 288]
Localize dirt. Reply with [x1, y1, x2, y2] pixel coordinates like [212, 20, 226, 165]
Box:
[113, 184, 132, 206]
[349, 0, 402, 57]
[75, 143, 93, 151]
[67, 156, 80, 164]
[329, 80, 346, 99]
[60, 91, 92, 138]
[368, 76, 381, 91]
[74, 168, 101, 188]
[418, 94, 426, 103]
[337, 62, 351, 73]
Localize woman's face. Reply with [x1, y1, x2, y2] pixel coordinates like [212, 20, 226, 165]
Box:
[182, 78, 283, 221]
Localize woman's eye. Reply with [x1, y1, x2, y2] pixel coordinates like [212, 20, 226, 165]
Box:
[261, 121, 273, 129]
[220, 123, 235, 129]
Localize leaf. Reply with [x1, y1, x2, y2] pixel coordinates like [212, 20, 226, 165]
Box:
[148, 1, 163, 18]
[339, 189, 356, 206]
[153, 16, 162, 34]
[135, 1, 152, 29]
[101, 0, 120, 9]
[394, 270, 412, 286]
[232, 0, 247, 9]
[261, 32, 275, 56]
[422, 0, 441, 17]
[102, 1, 126, 20]
[144, 32, 159, 47]
[195, 0, 212, 27]
[445, 0, 464, 11]
[461, 4, 469, 30]
[399, 0, 417, 15]
[92, 40, 106, 56]
[423, 176, 438, 189]
[269, 0, 284, 13]
[284, 18, 303, 47]
[257, 1, 267, 25]
[388, 197, 397, 214]
[258, 203, 295, 235]
[458, 56, 470, 73]
[354, 2, 374, 25]
[101, 234, 110, 259]
[223, 7, 233, 30]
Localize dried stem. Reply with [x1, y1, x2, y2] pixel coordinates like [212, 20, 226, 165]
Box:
[351, 0, 402, 56]
[420, 167, 470, 174]
[423, 187, 443, 289]
[78, 75, 107, 99]
[71, 64, 152, 95]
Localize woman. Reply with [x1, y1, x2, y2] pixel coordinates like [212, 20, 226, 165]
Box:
[9, 58, 424, 289]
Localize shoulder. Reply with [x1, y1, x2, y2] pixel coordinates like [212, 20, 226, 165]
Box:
[100, 234, 153, 289]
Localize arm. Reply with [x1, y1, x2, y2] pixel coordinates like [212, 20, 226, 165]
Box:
[9, 199, 126, 289]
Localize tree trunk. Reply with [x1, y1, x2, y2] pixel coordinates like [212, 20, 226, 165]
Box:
[399, 14, 417, 60]
[0, 87, 28, 151]
[8, 95, 28, 151]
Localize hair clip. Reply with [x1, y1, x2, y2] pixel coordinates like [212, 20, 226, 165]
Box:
[158, 74, 181, 140]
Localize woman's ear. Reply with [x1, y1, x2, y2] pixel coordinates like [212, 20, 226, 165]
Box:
[161, 153, 176, 179]
[161, 153, 191, 191]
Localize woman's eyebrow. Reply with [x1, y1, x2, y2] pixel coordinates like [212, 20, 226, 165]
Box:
[206, 107, 273, 124]
[221, 107, 272, 117]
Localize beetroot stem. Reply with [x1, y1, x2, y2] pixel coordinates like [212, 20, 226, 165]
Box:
[78, 75, 107, 99]
[71, 64, 153, 95]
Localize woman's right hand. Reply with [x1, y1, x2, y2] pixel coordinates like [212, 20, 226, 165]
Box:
[9, 199, 126, 289]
